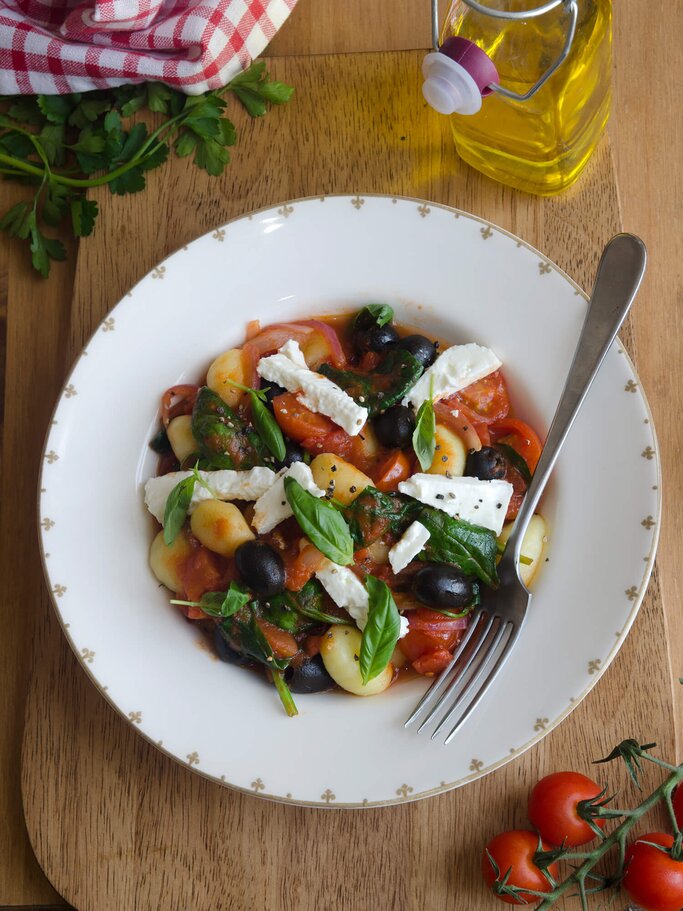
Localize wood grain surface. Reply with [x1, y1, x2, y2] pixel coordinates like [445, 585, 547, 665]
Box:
[18, 49, 674, 910]
[0, 0, 680, 906]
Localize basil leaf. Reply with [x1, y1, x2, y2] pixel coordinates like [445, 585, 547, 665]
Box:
[352, 304, 394, 329]
[191, 386, 270, 469]
[319, 349, 423, 417]
[284, 477, 354, 565]
[413, 397, 436, 470]
[496, 442, 533, 485]
[163, 475, 195, 545]
[345, 486, 420, 547]
[171, 581, 250, 618]
[418, 507, 499, 587]
[359, 576, 401, 684]
[250, 391, 286, 461]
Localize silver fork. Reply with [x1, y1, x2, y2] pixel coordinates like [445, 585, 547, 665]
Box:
[405, 233, 648, 744]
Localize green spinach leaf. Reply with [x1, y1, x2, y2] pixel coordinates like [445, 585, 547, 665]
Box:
[269, 579, 348, 627]
[163, 474, 195, 545]
[171, 581, 250, 618]
[284, 477, 354, 565]
[345, 486, 420, 547]
[359, 576, 401, 685]
[319, 348, 423, 416]
[191, 386, 270, 469]
[417, 507, 499, 587]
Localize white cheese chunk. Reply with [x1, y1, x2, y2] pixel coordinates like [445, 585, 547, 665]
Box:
[398, 474, 513, 535]
[252, 461, 324, 534]
[257, 340, 368, 436]
[388, 521, 431, 574]
[315, 562, 409, 638]
[403, 343, 502, 409]
[144, 467, 277, 524]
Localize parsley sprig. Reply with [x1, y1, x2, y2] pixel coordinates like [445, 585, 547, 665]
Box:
[0, 61, 294, 277]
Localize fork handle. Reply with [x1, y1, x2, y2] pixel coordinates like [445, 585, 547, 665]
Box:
[500, 234, 647, 578]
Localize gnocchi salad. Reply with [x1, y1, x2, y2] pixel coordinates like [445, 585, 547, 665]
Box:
[145, 307, 548, 715]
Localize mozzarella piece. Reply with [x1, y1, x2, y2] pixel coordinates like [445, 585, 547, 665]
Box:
[403, 343, 502, 409]
[388, 521, 431, 574]
[252, 461, 324, 534]
[315, 562, 409, 638]
[398, 474, 513, 535]
[144, 467, 277, 524]
[257, 340, 368, 436]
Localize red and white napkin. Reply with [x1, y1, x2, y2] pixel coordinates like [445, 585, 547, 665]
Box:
[0, 0, 297, 95]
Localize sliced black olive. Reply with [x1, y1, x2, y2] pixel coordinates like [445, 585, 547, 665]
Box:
[213, 626, 252, 666]
[353, 323, 400, 355]
[413, 565, 474, 609]
[373, 404, 416, 449]
[262, 382, 287, 405]
[465, 446, 507, 481]
[277, 440, 305, 469]
[285, 654, 336, 694]
[235, 540, 286, 597]
[396, 334, 437, 368]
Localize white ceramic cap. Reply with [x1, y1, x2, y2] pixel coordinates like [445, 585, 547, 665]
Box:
[422, 52, 483, 116]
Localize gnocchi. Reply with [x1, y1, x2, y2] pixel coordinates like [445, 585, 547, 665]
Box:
[207, 348, 248, 408]
[149, 529, 194, 592]
[190, 499, 255, 557]
[320, 625, 394, 696]
[427, 424, 467, 477]
[498, 514, 548, 587]
[310, 453, 373, 505]
[166, 414, 198, 464]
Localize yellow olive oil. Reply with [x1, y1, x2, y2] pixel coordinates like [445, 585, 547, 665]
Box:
[443, 0, 612, 195]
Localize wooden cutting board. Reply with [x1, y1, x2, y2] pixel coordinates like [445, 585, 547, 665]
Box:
[21, 50, 673, 909]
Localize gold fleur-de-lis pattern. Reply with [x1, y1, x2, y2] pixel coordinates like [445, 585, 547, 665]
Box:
[41, 517, 55, 531]
[251, 778, 265, 792]
[278, 205, 294, 218]
[186, 751, 199, 766]
[480, 225, 493, 240]
[624, 379, 638, 392]
[588, 659, 602, 675]
[102, 317, 115, 332]
[625, 586, 638, 601]
[534, 718, 549, 732]
[642, 446, 655, 460]
[396, 784, 413, 797]
[212, 228, 226, 241]
[641, 515, 655, 530]
[321, 788, 336, 804]
[44, 450, 59, 464]
[52, 584, 66, 598]
[538, 261, 552, 275]
[64, 384, 77, 398]
[152, 265, 166, 279]
[351, 196, 364, 210]
[417, 204, 430, 218]
[469, 759, 484, 772]
[81, 647, 95, 663]
[128, 711, 142, 723]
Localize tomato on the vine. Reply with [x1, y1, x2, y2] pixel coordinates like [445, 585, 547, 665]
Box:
[623, 833, 683, 911]
[672, 784, 683, 830]
[482, 830, 558, 905]
[528, 771, 604, 847]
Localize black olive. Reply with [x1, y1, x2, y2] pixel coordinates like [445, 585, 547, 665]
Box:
[277, 440, 305, 469]
[397, 334, 437, 368]
[353, 323, 399, 354]
[413, 565, 474, 609]
[262, 382, 286, 404]
[465, 446, 507, 481]
[285, 654, 336, 694]
[235, 540, 286, 597]
[213, 626, 252, 666]
[373, 405, 416, 449]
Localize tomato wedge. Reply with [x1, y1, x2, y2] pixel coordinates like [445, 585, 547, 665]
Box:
[412, 649, 454, 676]
[456, 369, 510, 423]
[285, 541, 328, 592]
[256, 619, 298, 659]
[272, 393, 335, 442]
[491, 418, 543, 473]
[161, 384, 200, 427]
[180, 546, 233, 606]
[374, 451, 412, 492]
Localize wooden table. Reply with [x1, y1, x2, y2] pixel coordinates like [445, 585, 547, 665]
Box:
[1, 1, 680, 907]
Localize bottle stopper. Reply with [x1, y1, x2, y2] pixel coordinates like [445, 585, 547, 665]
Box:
[422, 36, 500, 116]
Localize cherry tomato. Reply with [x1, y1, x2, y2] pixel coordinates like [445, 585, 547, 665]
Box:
[457, 369, 510, 423]
[623, 833, 683, 911]
[161, 383, 200, 426]
[528, 772, 604, 847]
[503, 464, 527, 522]
[374, 451, 412, 492]
[284, 541, 327, 592]
[672, 784, 683, 829]
[400, 629, 460, 662]
[490, 418, 543, 473]
[272, 393, 335, 443]
[180, 546, 233, 606]
[482, 830, 558, 905]
[256, 618, 298, 660]
[412, 649, 453, 675]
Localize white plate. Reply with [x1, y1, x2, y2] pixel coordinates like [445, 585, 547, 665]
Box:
[39, 195, 660, 808]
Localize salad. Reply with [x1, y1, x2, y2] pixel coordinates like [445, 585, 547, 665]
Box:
[144, 306, 547, 716]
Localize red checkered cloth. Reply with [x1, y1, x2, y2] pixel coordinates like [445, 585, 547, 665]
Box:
[0, 0, 297, 95]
